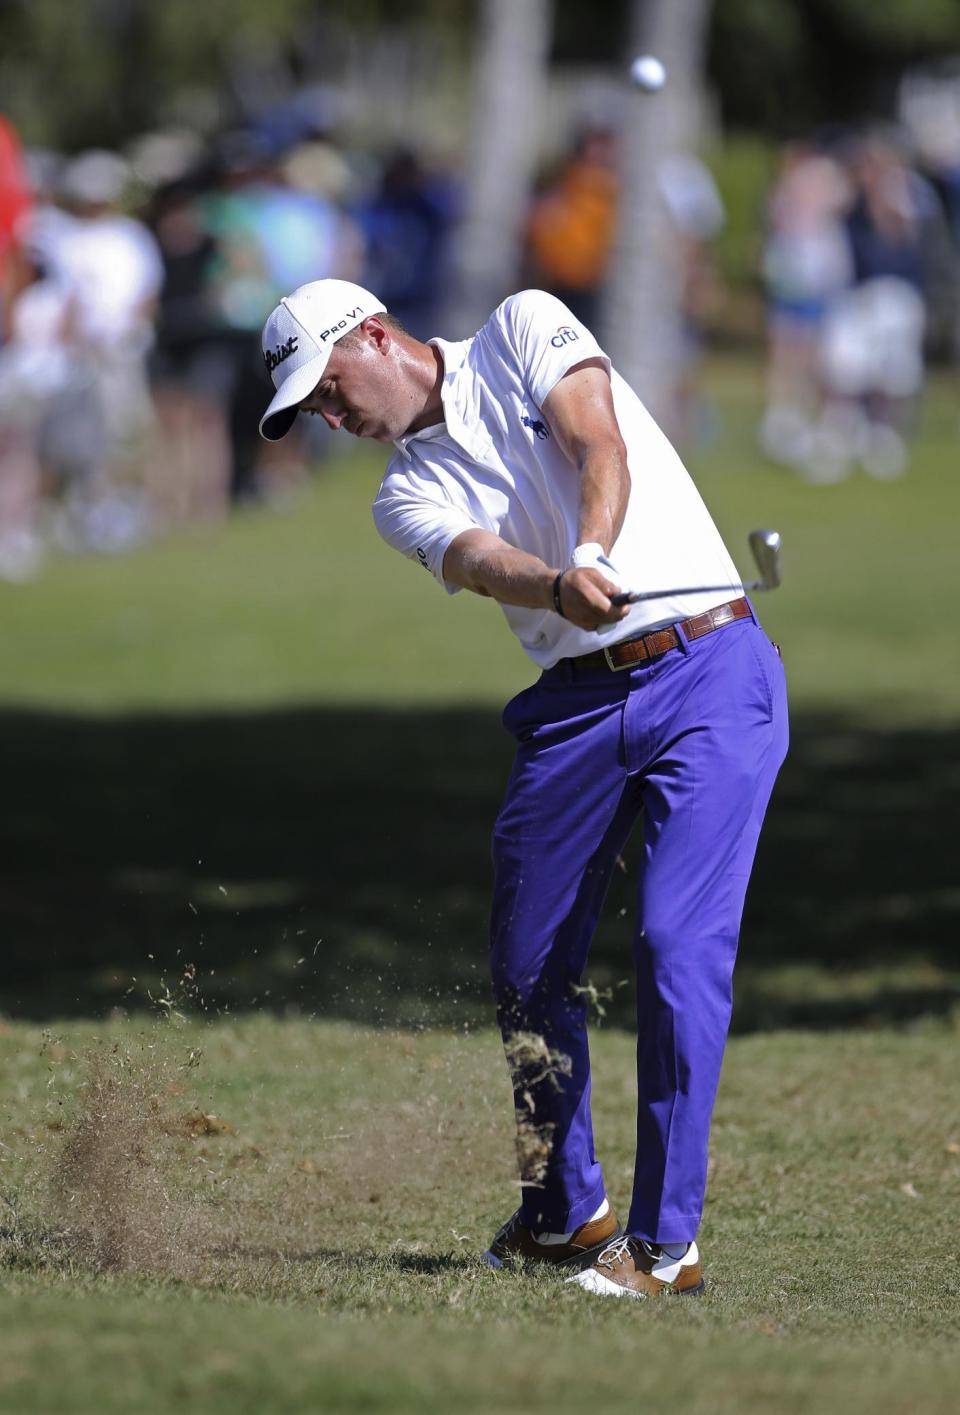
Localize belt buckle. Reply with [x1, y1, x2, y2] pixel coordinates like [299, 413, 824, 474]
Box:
[603, 643, 635, 672]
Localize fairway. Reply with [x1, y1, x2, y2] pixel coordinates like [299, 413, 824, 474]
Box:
[1, 361, 959, 720]
[1, 359, 959, 1412]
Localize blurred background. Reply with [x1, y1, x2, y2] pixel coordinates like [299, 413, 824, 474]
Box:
[1, 0, 958, 1029]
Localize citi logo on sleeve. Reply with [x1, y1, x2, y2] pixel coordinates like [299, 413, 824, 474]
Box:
[550, 326, 580, 348]
[521, 415, 550, 440]
[264, 334, 299, 374]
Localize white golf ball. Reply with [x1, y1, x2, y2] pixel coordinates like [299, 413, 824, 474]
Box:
[630, 55, 667, 92]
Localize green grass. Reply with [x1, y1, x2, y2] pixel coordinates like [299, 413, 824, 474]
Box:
[1, 357, 959, 1410]
[1, 361, 958, 718]
[2, 359, 958, 1028]
[2, 1015, 959, 1413]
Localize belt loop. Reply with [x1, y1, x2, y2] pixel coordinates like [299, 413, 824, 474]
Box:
[745, 595, 760, 626]
[673, 619, 692, 655]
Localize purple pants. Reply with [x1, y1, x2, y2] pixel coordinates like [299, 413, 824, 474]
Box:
[490, 608, 788, 1244]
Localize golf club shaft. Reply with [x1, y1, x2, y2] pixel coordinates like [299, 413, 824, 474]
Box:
[610, 581, 766, 606]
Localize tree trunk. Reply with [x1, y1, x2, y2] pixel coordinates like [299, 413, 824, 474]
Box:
[603, 0, 713, 426]
[445, 0, 554, 337]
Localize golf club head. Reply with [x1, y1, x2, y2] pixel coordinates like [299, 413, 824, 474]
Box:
[748, 528, 782, 590]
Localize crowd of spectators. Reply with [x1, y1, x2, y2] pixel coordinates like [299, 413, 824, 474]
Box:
[0, 110, 460, 581]
[3, 97, 960, 580]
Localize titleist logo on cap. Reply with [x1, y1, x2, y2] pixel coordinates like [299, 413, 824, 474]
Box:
[264, 334, 298, 374]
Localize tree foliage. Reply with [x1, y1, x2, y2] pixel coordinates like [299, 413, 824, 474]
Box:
[825, 0, 960, 48]
[710, 0, 960, 131]
[1, 0, 959, 151]
[0, 0, 471, 149]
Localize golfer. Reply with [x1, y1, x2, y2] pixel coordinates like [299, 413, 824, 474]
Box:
[259, 279, 788, 1299]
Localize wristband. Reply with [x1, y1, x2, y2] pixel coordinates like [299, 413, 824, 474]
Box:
[570, 542, 605, 569]
[552, 571, 566, 618]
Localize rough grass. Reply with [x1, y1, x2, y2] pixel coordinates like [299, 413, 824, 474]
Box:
[1, 1014, 958, 1412]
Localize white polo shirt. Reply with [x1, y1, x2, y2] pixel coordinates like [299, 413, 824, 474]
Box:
[372, 289, 741, 669]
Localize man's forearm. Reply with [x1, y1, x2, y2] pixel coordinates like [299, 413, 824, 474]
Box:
[445, 532, 554, 609]
[444, 528, 628, 632]
[576, 446, 631, 554]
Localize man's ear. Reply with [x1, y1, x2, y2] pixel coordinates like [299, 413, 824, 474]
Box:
[363, 316, 391, 353]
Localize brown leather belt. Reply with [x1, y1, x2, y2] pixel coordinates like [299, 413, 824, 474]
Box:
[572, 597, 751, 674]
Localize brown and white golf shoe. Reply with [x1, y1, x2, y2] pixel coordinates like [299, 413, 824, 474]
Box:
[566, 1235, 705, 1299]
[481, 1201, 623, 1272]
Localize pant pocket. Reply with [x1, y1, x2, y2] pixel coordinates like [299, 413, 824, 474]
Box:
[501, 680, 543, 740]
[745, 632, 778, 723]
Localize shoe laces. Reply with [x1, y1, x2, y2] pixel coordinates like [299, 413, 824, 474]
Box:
[596, 1235, 635, 1270]
[597, 1237, 685, 1270]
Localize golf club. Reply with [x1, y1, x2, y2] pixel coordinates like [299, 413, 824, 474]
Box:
[609, 528, 782, 606]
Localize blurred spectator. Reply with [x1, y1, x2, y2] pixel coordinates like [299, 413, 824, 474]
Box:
[898, 64, 960, 359]
[146, 174, 232, 525]
[0, 218, 105, 578]
[0, 239, 52, 579]
[0, 115, 36, 578]
[759, 142, 853, 475]
[525, 128, 724, 441]
[0, 115, 31, 312]
[201, 131, 361, 502]
[0, 146, 164, 565]
[53, 149, 164, 545]
[657, 153, 726, 443]
[817, 134, 944, 478]
[281, 136, 364, 468]
[357, 147, 459, 339]
[524, 125, 619, 330]
[259, 150, 359, 296]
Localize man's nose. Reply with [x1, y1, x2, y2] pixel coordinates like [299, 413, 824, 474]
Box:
[321, 409, 345, 430]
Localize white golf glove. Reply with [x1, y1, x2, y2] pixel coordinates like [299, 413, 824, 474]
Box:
[568, 541, 625, 585]
[568, 543, 629, 636]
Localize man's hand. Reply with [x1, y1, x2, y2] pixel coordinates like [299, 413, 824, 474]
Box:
[557, 567, 630, 631]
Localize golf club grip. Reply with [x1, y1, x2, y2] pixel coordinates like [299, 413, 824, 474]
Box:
[610, 583, 758, 606]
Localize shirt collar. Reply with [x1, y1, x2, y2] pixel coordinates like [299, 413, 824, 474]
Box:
[393, 334, 491, 462]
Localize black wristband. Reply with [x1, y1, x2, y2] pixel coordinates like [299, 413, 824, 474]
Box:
[552, 571, 566, 618]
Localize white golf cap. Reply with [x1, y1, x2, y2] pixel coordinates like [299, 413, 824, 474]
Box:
[259, 279, 386, 441]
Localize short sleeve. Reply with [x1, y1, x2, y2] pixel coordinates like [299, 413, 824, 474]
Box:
[498, 289, 610, 409]
[372, 463, 479, 596]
